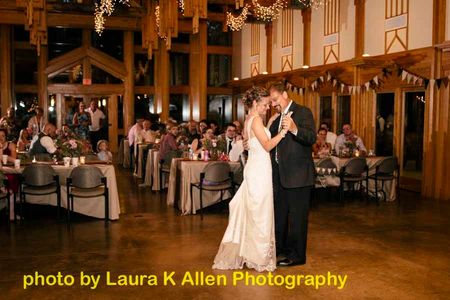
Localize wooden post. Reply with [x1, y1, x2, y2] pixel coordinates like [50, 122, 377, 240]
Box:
[56, 93, 63, 128]
[155, 39, 170, 122]
[38, 45, 48, 120]
[302, 8, 311, 66]
[108, 94, 118, 153]
[82, 29, 91, 85]
[189, 21, 207, 121]
[265, 23, 273, 74]
[354, 0, 365, 57]
[0, 25, 12, 116]
[123, 31, 135, 133]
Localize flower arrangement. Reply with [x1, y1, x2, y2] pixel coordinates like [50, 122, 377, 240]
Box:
[54, 126, 92, 158]
[343, 135, 358, 157]
[202, 138, 227, 161]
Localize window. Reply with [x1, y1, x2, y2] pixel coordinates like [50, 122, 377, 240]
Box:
[169, 94, 189, 122]
[320, 96, 332, 130]
[376, 93, 395, 156]
[172, 33, 190, 44]
[207, 21, 231, 46]
[14, 49, 37, 84]
[134, 54, 154, 86]
[135, 94, 155, 118]
[337, 95, 351, 134]
[48, 27, 82, 60]
[92, 30, 123, 60]
[14, 93, 38, 129]
[170, 53, 189, 85]
[207, 55, 231, 87]
[207, 95, 232, 127]
[91, 65, 122, 84]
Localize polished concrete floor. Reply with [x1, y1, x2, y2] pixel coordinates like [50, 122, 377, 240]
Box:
[1, 166, 450, 299]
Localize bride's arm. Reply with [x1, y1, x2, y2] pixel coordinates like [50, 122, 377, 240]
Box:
[251, 116, 285, 152]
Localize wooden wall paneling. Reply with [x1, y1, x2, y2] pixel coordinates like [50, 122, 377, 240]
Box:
[393, 87, 404, 174]
[108, 94, 118, 153]
[154, 40, 169, 122]
[82, 29, 91, 84]
[354, 0, 365, 57]
[123, 31, 135, 134]
[0, 25, 12, 116]
[302, 8, 311, 66]
[189, 21, 207, 121]
[38, 45, 48, 119]
[265, 23, 273, 74]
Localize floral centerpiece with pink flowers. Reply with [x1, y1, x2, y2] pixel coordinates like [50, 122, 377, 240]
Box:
[55, 126, 92, 158]
[202, 138, 227, 161]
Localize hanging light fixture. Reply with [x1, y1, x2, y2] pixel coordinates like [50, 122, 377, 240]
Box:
[295, 0, 330, 10]
[226, 5, 250, 31]
[251, 0, 287, 22]
[95, 0, 130, 35]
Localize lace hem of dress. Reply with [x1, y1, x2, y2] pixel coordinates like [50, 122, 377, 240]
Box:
[212, 258, 276, 273]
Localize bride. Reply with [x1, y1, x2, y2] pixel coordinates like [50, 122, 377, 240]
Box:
[212, 86, 287, 272]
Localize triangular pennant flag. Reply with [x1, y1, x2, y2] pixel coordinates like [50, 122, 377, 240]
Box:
[365, 82, 370, 90]
[333, 79, 337, 87]
[436, 79, 442, 89]
[443, 77, 449, 88]
[413, 76, 419, 84]
[407, 74, 413, 84]
[349, 86, 353, 94]
[418, 78, 423, 86]
[341, 84, 345, 93]
[319, 76, 324, 83]
[299, 88, 303, 96]
[373, 76, 379, 85]
[327, 73, 332, 82]
[424, 79, 430, 89]
[402, 70, 408, 81]
[397, 68, 403, 77]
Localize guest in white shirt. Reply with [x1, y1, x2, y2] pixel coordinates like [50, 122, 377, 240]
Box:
[97, 140, 112, 163]
[320, 122, 337, 149]
[222, 123, 237, 155]
[86, 100, 106, 150]
[28, 107, 47, 137]
[136, 119, 157, 144]
[334, 123, 367, 155]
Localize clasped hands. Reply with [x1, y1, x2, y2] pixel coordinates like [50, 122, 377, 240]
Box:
[280, 112, 296, 138]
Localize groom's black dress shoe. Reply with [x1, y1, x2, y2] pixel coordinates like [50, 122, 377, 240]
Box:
[277, 258, 305, 267]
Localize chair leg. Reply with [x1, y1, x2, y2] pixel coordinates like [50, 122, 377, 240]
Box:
[57, 190, 61, 221]
[374, 178, 379, 204]
[190, 185, 193, 215]
[200, 189, 203, 220]
[13, 193, 16, 222]
[105, 189, 109, 223]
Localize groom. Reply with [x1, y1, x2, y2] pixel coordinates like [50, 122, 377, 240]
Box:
[268, 81, 316, 266]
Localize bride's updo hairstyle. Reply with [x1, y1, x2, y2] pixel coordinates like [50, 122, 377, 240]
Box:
[241, 86, 269, 109]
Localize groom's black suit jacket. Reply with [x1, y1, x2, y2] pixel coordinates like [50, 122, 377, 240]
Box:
[269, 102, 316, 188]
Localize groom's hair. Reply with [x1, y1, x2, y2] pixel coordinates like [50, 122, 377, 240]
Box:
[268, 81, 287, 94]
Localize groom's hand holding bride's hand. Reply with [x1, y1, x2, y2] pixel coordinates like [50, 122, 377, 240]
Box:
[282, 112, 298, 135]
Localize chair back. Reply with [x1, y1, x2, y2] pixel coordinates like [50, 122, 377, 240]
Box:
[203, 161, 231, 183]
[341, 157, 367, 176]
[69, 166, 104, 188]
[22, 164, 56, 186]
[316, 157, 337, 169]
[162, 150, 181, 169]
[377, 156, 398, 174]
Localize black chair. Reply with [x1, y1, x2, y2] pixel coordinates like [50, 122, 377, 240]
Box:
[20, 164, 61, 220]
[66, 166, 109, 223]
[0, 172, 11, 224]
[368, 156, 399, 203]
[190, 161, 235, 220]
[339, 157, 369, 203]
[314, 157, 338, 203]
[159, 150, 181, 191]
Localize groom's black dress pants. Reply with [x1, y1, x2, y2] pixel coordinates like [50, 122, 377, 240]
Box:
[273, 163, 311, 263]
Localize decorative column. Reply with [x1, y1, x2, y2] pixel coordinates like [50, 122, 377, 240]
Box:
[265, 23, 273, 74]
[155, 39, 170, 122]
[354, 0, 365, 57]
[302, 8, 311, 66]
[37, 45, 48, 118]
[189, 21, 207, 121]
[123, 30, 135, 132]
[0, 25, 12, 116]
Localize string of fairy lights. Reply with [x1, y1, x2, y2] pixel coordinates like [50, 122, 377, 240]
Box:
[94, 0, 130, 35]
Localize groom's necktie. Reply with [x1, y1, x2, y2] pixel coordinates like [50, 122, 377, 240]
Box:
[228, 139, 233, 154]
[275, 114, 285, 163]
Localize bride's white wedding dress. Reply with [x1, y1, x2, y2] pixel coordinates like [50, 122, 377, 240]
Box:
[212, 116, 276, 272]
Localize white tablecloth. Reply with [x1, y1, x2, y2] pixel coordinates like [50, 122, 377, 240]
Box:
[167, 160, 241, 215]
[139, 149, 160, 191]
[1, 164, 121, 220]
[134, 143, 153, 178]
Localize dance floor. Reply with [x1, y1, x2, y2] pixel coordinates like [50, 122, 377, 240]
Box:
[1, 166, 449, 299]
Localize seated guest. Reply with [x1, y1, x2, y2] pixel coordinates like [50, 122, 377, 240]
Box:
[159, 123, 179, 163]
[136, 119, 157, 143]
[17, 128, 31, 152]
[209, 120, 220, 135]
[0, 107, 20, 142]
[127, 118, 144, 165]
[198, 119, 208, 134]
[312, 128, 332, 157]
[29, 123, 57, 156]
[334, 123, 367, 155]
[320, 122, 337, 149]
[191, 128, 214, 154]
[0, 128, 17, 163]
[220, 123, 237, 155]
[186, 120, 200, 144]
[232, 120, 242, 135]
[229, 135, 244, 162]
[28, 107, 47, 137]
[97, 140, 113, 163]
